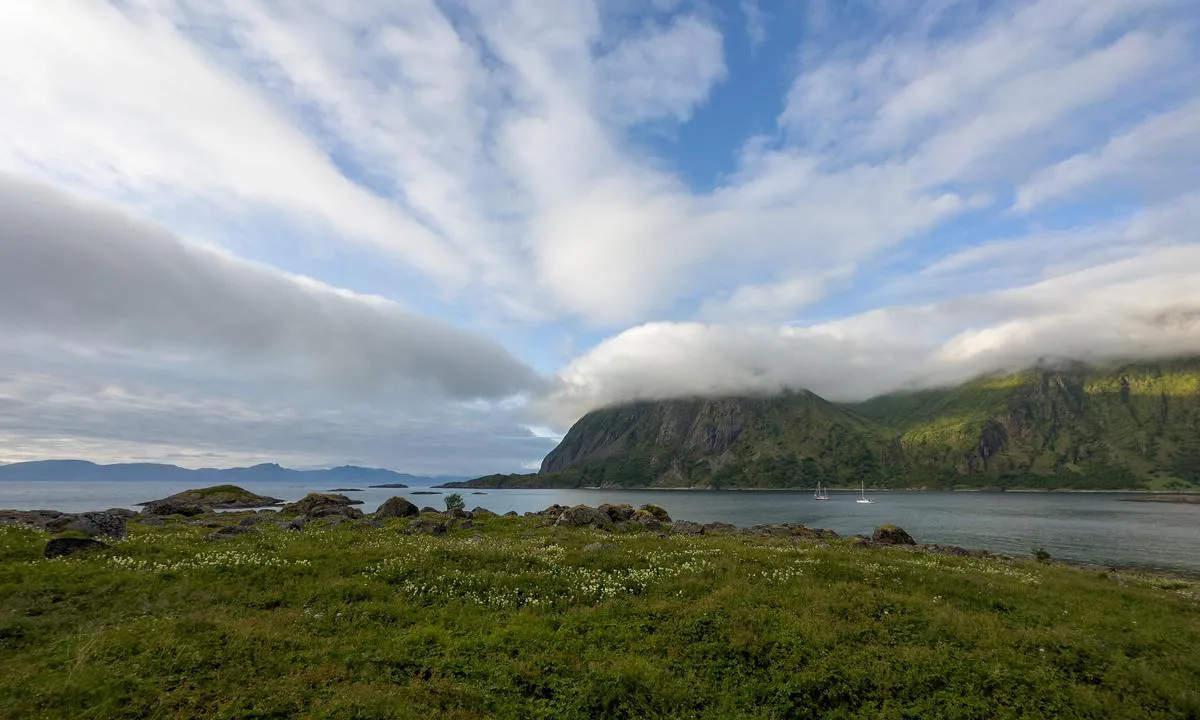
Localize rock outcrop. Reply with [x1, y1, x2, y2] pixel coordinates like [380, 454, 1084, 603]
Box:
[281, 493, 364, 520]
[1, 509, 128, 538]
[140, 485, 283, 515]
[554, 504, 614, 530]
[376, 496, 419, 518]
[872, 525, 916, 546]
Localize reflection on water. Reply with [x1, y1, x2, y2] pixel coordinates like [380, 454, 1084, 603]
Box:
[2, 481, 1198, 576]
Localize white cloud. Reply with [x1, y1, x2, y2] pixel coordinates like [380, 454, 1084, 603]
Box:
[596, 14, 727, 124]
[545, 242, 1200, 423]
[740, 0, 766, 49]
[0, 174, 540, 401]
[1015, 100, 1200, 211]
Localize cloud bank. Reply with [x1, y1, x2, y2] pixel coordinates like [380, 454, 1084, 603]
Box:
[0, 174, 540, 401]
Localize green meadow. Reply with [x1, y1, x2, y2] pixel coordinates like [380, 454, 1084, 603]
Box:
[1, 514, 1198, 719]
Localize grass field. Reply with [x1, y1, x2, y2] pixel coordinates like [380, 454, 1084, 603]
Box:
[1, 513, 1198, 719]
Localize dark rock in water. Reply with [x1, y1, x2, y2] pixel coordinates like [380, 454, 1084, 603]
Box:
[583, 542, 619, 553]
[470, 507, 496, 518]
[206, 525, 253, 541]
[45, 537, 108, 559]
[598, 503, 635, 522]
[405, 518, 448, 536]
[671, 521, 705, 536]
[327, 488, 363, 492]
[703, 522, 738, 535]
[142, 500, 206, 517]
[368, 483, 410, 489]
[281, 493, 364, 520]
[140, 485, 283, 512]
[410, 491, 442, 495]
[872, 525, 916, 546]
[471, 491, 486, 495]
[45, 511, 128, 539]
[638, 504, 672, 523]
[554, 504, 613, 530]
[376, 496, 419, 518]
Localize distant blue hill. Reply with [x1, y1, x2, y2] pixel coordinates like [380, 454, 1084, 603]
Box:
[0, 460, 466, 486]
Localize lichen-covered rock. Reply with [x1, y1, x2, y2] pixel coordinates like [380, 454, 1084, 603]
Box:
[638, 504, 672, 523]
[470, 507, 496, 518]
[281, 493, 364, 520]
[405, 518, 448, 536]
[671, 521, 705, 535]
[630, 510, 663, 530]
[583, 542, 619, 553]
[702, 522, 738, 535]
[43, 511, 127, 539]
[598, 503, 635, 522]
[141, 500, 206, 517]
[554, 504, 613, 530]
[44, 537, 108, 559]
[206, 525, 253, 541]
[376, 496, 419, 518]
[872, 525, 916, 546]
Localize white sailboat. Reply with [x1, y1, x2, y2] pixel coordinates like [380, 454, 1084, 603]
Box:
[855, 480, 875, 504]
[814, 481, 830, 501]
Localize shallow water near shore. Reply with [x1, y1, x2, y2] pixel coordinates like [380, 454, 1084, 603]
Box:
[3, 480, 1198, 576]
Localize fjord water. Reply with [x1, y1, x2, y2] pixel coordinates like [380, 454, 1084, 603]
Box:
[3, 480, 1198, 576]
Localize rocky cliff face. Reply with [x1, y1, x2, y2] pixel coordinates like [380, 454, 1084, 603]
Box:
[534, 359, 1200, 490]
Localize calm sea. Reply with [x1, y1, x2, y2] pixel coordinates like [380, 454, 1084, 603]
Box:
[2, 480, 1198, 576]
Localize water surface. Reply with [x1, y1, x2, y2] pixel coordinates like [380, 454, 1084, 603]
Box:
[2, 481, 1197, 576]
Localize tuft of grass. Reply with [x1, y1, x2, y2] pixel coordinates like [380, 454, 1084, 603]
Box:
[1, 517, 1198, 718]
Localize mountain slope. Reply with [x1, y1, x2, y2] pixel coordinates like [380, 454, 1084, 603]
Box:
[478, 359, 1200, 490]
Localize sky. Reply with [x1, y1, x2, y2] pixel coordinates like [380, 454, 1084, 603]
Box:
[1, 0, 1199, 475]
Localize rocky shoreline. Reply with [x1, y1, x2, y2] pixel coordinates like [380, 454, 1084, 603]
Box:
[0, 485, 1021, 568]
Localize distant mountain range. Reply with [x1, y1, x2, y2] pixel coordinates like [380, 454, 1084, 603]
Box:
[448, 358, 1200, 491]
[0, 460, 466, 486]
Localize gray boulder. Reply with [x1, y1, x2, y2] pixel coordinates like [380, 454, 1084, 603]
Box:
[46, 511, 127, 539]
[281, 493, 364, 520]
[142, 500, 205, 517]
[638, 504, 672, 523]
[206, 525, 253, 541]
[630, 510, 662, 530]
[554, 504, 613, 530]
[405, 518, 448, 536]
[376, 496, 419, 518]
[469, 507, 496, 518]
[598, 503, 635, 522]
[583, 542, 619, 553]
[45, 537, 108, 559]
[670, 521, 705, 535]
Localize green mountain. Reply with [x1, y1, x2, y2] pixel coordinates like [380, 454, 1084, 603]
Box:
[452, 358, 1200, 490]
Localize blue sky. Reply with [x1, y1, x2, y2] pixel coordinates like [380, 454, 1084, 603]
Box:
[1, 0, 1199, 474]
